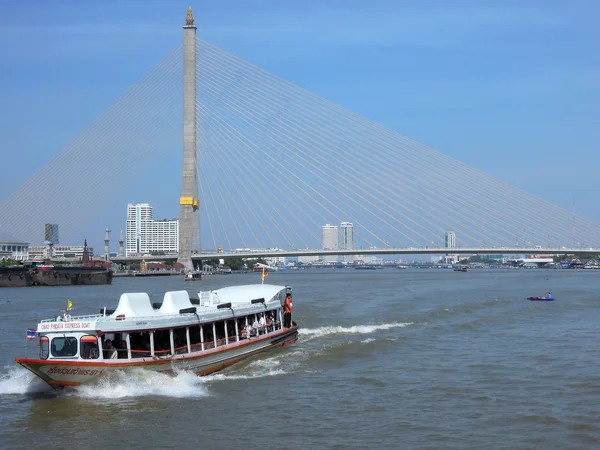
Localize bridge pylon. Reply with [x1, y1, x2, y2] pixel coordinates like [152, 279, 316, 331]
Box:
[178, 6, 200, 272]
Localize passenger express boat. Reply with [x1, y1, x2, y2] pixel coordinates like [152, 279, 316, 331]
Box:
[15, 284, 298, 388]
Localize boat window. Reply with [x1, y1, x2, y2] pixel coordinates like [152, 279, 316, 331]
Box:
[39, 336, 49, 359]
[226, 321, 236, 343]
[215, 320, 226, 347]
[80, 335, 99, 359]
[189, 325, 201, 352]
[173, 327, 188, 354]
[129, 332, 151, 358]
[51, 336, 78, 357]
[202, 323, 214, 349]
[153, 329, 172, 356]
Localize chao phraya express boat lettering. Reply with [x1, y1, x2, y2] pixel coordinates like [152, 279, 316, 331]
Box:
[15, 284, 299, 388]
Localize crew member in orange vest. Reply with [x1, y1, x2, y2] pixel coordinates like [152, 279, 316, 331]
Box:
[283, 293, 293, 328]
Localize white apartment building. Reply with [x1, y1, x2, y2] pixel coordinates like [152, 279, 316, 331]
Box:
[445, 231, 456, 249]
[321, 223, 339, 263]
[126, 203, 179, 256]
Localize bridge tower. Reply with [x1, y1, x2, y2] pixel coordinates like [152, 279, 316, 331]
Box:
[178, 6, 200, 271]
[118, 230, 124, 257]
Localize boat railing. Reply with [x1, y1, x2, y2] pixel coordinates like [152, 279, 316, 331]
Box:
[40, 313, 104, 323]
[174, 344, 188, 354]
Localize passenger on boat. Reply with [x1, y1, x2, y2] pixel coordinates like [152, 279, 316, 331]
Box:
[258, 313, 266, 329]
[284, 293, 293, 328]
[252, 317, 261, 335]
[81, 343, 99, 359]
[547, 292, 553, 300]
[240, 325, 248, 339]
[118, 340, 128, 359]
[266, 314, 274, 332]
[103, 340, 118, 359]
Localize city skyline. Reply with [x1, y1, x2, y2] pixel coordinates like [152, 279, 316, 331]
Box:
[1, 2, 599, 252]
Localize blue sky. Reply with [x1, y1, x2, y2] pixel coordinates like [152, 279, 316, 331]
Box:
[1, 0, 599, 250]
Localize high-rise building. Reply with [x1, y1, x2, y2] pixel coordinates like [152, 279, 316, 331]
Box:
[321, 224, 339, 263]
[44, 223, 59, 245]
[340, 222, 354, 262]
[126, 203, 179, 256]
[445, 231, 456, 249]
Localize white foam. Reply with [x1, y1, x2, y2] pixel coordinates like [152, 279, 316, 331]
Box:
[204, 355, 290, 381]
[70, 368, 208, 399]
[299, 322, 413, 340]
[0, 366, 51, 395]
[361, 338, 376, 344]
[204, 368, 287, 382]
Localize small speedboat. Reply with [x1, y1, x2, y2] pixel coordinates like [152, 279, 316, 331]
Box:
[527, 296, 555, 301]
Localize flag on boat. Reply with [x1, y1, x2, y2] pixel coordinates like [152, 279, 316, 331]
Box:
[261, 267, 268, 282]
[26, 328, 36, 340]
[67, 299, 73, 311]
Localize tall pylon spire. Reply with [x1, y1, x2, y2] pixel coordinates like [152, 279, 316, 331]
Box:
[178, 6, 199, 272]
[185, 6, 195, 26]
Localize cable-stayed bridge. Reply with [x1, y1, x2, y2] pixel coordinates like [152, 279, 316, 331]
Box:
[1, 7, 600, 268]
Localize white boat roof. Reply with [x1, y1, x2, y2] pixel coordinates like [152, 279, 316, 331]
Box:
[111, 292, 158, 318]
[37, 284, 290, 333]
[202, 284, 286, 305]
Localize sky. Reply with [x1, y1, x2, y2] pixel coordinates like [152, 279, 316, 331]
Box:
[1, 0, 599, 251]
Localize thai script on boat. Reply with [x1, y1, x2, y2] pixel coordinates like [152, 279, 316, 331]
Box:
[40, 322, 92, 330]
[46, 367, 105, 376]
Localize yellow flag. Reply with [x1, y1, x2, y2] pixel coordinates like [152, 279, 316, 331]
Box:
[67, 299, 73, 311]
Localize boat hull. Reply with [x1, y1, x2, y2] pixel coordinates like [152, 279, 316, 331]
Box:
[16, 326, 298, 388]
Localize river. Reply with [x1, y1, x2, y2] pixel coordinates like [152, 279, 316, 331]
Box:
[1, 268, 599, 449]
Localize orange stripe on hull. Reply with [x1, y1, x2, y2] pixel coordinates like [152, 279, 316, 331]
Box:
[48, 380, 82, 387]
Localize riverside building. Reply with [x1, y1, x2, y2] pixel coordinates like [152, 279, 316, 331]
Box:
[445, 231, 456, 249]
[321, 224, 339, 263]
[44, 223, 59, 245]
[340, 222, 355, 262]
[126, 203, 179, 256]
[0, 235, 29, 261]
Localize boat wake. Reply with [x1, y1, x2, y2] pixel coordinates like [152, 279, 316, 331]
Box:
[0, 365, 209, 399]
[205, 357, 288, 382]
[298, 322, 413, 341]
[69, 368, 208, 399]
